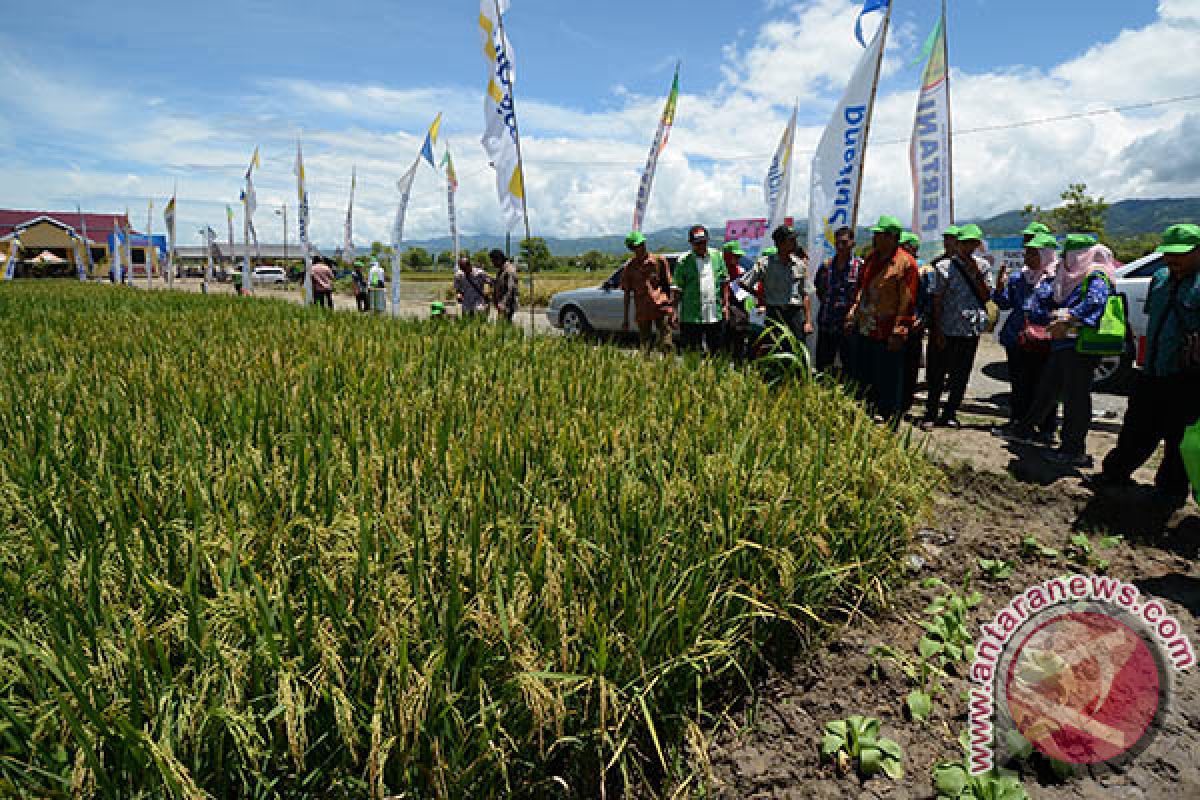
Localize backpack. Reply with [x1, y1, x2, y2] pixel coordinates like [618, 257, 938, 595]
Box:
[1075, 272, 1128, 357]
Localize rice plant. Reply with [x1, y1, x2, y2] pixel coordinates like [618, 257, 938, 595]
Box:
[0, 282, 936, 798]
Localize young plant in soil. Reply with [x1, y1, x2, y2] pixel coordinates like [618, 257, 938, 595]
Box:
[976, 557, 1014, 581]
[1020, 535, 1060, 561]
[933, 732, 1031, 799]
[919, 576, 983, 668]
[821, 715, 905, 780]
[1065, 533, 1123, 573]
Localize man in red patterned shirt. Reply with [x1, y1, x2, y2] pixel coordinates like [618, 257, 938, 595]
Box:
[844, 215, 919, 421]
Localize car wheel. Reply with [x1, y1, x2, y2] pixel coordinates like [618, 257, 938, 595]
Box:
[560, 306, 591, 337]
[1093, 353, 1133, 393]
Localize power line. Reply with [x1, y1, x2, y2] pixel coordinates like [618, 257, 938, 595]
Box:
[517, 92, 1200, 169]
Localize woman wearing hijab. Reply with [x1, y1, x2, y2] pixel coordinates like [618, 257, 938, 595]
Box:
[993, 232, 1059, 441]
[1004, 234, 1118, 467]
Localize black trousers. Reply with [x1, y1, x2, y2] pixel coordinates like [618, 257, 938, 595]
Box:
[924, 335, 980, 422]
[680, 322, 724, 354]
[816, 326, 853, 373]
[902, 328, 925, 417]
[1020, 349, 1099, 456]
[315, 290, 333, 309]
[1102, 374, 1200, 497]
[1006, 346, 1057, 434]
[355, 291, 369, 312]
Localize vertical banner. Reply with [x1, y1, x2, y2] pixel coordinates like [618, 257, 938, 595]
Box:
[632, 63, 680, 232]
[391, 158, 420, 315]
[164, 191, 177, 288]
[226, 205, 236, 275]
[443, 150, 460, 264]
[242, 147, 260, 293]
[204, 227, 216, 292]
[123, 215, 134, 284]
[479, 0, 525, 232]
[77, 204, 93, 280]
[111, 225, 124, 284]
[807, 4, 890, 271]
[765, 103, 797, 237]
[343, 167, 356, 265]
[146, 201, 156, 287]
[1, 241, 15, 281]
[910, 10, 952, 245]
[294, 141, 313, 304]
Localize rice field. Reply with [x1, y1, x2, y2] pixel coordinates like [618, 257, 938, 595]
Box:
[0, 283, 936, 798]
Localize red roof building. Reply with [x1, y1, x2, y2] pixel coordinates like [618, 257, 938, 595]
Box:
[0, 209, 135, 244]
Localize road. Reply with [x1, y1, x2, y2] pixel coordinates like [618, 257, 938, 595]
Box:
[160, 277, 1128, 421]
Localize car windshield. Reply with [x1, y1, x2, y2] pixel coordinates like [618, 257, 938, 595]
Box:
[1126, 255, 1164, 279]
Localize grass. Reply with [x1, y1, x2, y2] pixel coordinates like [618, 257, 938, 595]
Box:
[0, 282, 936, 798]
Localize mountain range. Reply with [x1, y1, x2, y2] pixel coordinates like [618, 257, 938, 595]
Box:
[388, 196, 1200, 257]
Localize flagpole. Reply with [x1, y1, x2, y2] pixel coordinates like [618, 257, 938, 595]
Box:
[493, 0, 535, 332]
[942, 0, 955, 222]
[850, 4, 892, 233]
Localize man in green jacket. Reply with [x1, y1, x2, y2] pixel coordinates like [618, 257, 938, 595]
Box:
[672, 225, 729, 354]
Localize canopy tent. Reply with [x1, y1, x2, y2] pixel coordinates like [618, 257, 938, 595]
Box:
[31, 250, 68, 264]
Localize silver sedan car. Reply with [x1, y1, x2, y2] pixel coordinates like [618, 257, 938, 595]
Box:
[545, 255, 684, 337]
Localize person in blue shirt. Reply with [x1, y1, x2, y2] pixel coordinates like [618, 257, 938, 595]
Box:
[1005, 234, 1117, 467]
[992, 232, 1059, 442]
[1088, 224, 1200, 507]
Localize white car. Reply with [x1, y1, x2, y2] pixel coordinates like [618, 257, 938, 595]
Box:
[546, 253, 687, 336]
[253, 266, 288, 286]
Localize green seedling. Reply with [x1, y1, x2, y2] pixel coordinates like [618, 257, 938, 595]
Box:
[1066, 532, 1122, 573]
[976, 558, 1014, 581]
[920, 578, 982, 666]
[932, 762, 1029, 800]
[1020, 535, 1059, 560]
[821, 715, 904, 780]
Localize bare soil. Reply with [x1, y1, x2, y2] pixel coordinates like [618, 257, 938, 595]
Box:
[699, 421, 1200, 800]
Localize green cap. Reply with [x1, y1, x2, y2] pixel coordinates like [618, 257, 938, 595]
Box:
[899, 231, 921, 248]
[1026, 232, 1059, 250]
[1022, 221, 1052, 237]
[722, 240, 745, 256]
[871, 215, 904, 235]
[1156, 223, 1200, 254]
[957, 223, 984, 242]
[625, 231, 647, 249]
[430, 301, 446, 316]
[761, 246, 778, 256]
[942, 225, 961, 238]
[1063, 233, 1098, 253]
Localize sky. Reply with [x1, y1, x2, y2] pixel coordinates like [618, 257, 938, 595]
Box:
[1, 0, 1198, 247]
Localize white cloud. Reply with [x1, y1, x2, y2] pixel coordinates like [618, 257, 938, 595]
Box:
[2, 0, 1200, 249]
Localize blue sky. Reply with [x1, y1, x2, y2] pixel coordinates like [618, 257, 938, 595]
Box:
[1, 1, 1196, 244]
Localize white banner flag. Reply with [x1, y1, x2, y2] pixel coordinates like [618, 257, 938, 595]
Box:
[391, 158, 420, 314]
[765, 104, 797, 237]
[295, 141, 313, 304]
[807, 9, 890, 270]
[164, 193, 177, 288]
[1, 244, 15, 281]
[343, 167, 356, 264]
[146, 201, 156, 288]
[632, 64, 680, 233]
[910, 13, 952, 244]
[480, 0, 525, 232]
[111, 226, 124, 283]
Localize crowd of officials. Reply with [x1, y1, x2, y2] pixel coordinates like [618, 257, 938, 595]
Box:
[616, 218, 1200, 508]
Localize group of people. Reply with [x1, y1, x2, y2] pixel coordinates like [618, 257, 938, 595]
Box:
[452, 249, 521, 322]
[617, 217, 1200, 507]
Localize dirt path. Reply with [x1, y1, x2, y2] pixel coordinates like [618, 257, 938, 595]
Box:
[700, 416, 1199, 799]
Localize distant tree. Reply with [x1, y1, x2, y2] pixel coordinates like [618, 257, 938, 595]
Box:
[580, 249, 616, 272]
[472, 248, 493, 267]
[1052, 183, 1109, 236]
[1110, 233, 1162, 264]
[370, 241, 385, 258]
[404, 247, 432, 269]
[1024, 183, 1109, 236]
[436, 250, 455, 268]
[519, 237, 553, 273]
